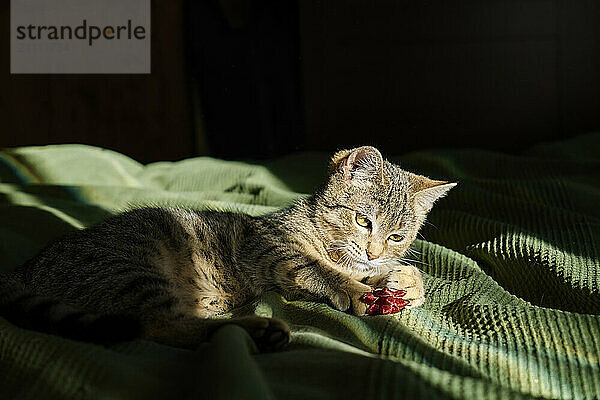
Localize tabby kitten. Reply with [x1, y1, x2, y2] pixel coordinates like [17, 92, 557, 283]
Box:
[0, 146, 455, 351]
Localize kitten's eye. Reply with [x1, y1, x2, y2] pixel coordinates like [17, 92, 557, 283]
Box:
[355, 213, 371, 228]
[388, 234, 404, 242]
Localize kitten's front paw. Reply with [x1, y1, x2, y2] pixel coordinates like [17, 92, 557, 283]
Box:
[386, 265, 425, 308]
[350, 292, 370, 316]
[330, 281, 372, 316]
[330, 291, 351, 312]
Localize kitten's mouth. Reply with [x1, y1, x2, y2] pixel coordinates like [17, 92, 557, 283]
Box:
[328, 248, 376, 272]
[354, 260, 376, 271]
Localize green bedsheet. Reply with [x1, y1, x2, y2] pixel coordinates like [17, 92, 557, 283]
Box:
[1, 135, 599, 399]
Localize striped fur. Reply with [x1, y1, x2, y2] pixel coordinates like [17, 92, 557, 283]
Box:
[0, 147, 455, 350]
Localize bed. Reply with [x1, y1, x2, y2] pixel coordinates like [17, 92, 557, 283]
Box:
[1, 134, 599, 399]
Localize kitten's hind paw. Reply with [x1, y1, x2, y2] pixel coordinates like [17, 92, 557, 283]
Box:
[234, 316, 290, 352]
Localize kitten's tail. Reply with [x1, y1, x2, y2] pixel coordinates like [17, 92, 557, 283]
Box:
[0, 273, 141, 344]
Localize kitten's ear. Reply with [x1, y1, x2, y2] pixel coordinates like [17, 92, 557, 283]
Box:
[329, 146, 384, 184]
[411, 175, 457, 213]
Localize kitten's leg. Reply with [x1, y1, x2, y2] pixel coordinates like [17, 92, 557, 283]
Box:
[366, 265, 425, 308]
[143, 315, 290, 351]
[271, 256, 372, 316]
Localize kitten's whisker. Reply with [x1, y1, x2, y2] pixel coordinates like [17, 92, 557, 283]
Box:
[336, 252, 352, 270]
[424, 221, 439, 230]
[399, 258, 429, 271]
[344, 254, 354, 268]
[336, 253, 348, 264]
[397, 262, 426, 275]
[408, 249, 422, 256]
[340, 254, 353, 270]
[345, 255, 354, 266]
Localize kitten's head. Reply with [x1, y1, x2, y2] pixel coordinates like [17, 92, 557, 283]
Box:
[314, 146, 456, 274]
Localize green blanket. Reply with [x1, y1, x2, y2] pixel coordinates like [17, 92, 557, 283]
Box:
[1, 135, 599, 399]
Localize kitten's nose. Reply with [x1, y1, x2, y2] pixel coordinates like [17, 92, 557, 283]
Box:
[366, 242, 383, 260]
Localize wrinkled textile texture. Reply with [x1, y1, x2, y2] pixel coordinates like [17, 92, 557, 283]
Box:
[0, 135, 599, 400]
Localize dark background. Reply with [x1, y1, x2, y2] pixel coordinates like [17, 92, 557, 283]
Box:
[1, 0, 599, 163]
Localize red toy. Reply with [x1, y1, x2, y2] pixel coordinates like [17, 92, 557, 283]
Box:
[360, 288, 409, 315]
